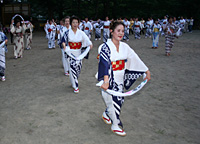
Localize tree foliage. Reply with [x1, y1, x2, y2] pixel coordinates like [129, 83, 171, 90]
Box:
[29, 0, 200, 22]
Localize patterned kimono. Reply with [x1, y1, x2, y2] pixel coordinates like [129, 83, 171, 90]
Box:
[24, 23, 33, 49]
[179, 19, 185, 33]
[165, 23, 179, 54]
[60, 26, 71, 74]
[10, 24, 25, 58]
[61, 29, 92, 89]
[145, 21, 152, 38]
[83, 21, 93, 39]
[152, 23, 161, 48]
[0, 32, 8, 78]
[134, 21, 141, 39]
[103, 21, 111, 42]
[123, 20, 130, 41]
[98, 40, 148, 128]
[93, 22, 101, 40]
[161, 18, 168, 36]
[46, 23, 56, 48]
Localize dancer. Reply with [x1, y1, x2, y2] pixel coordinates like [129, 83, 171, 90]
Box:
[152, 19, 161, 49]
[0, 30, 8, 81]
[161, 15, 168, 36]
[103, 17, 111, 42]
[61, 16, 93, 93]
[60, 16, 71, 76]
[164, 16, 179, 56]
[83, 17, 93, 39]
[98, 21, 151, 136]
[24, 21, 33, 50]
[179, 16, 185, 34]
[10, 19, 26, 58]
[46, 19, 56, 49]
[123, 18, 130, 41]
[133, 18, 141, 39]
[145, 18, 152, 38]
[93, 19, 102, 40]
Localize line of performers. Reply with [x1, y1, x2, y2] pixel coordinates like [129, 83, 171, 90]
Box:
[10, 19, 34, 59]
[0, 18, 33, 81]
[42, 15, 194, 136]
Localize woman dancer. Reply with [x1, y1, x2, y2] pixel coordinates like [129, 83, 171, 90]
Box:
[10, 19, 26, 58]
[164, 16, 179, 56]
[152, 19, 161, 49]
[98, 21, 151, 136]
[62, 16, 93, 93]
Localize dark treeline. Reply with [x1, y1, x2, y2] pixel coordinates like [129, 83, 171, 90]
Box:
[30, 0, 199, 27]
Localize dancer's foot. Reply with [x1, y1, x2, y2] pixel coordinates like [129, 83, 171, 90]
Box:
[65, 72, 70, 76]
[102, 112, 111, 125]
[111, 125, 126, 136]
[1, 76, 6, 81]
[74, 88, 79, 94]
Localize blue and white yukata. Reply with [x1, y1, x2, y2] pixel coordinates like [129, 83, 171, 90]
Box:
[103, 20, 111, 42]
[83, 21, 93, 39]
[179, 19, 185, 34]
[98, 39, 148, 129]
[61, 29, 92, 90]
[59, 26, 71, 75]
[152, 23, 161, 48]
[46, 23, 56, 49]
[161, 18, 168, 36]
[145, 21, 152, 38]
[133, 21, 141, 39]
[93, 22, 102, 40]
[165, 23, 179, 54]
[0, 32, 8, 79]
[123, 20, 130, 41]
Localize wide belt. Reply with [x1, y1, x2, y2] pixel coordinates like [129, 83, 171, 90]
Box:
[69, 42, 82, 49]
[48, 28, 52, 32]
[135, 25, 140, 27]
[85, 27, 89, 30]
[104, 26, 110, 28]
[111, 60, 125, 71]
[154, 28, 159, 32]
[15, 33, 22, 37]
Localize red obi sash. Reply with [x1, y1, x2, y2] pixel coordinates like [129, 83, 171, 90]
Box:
[135, 25, 140, 27]
[104, 26, 110, 29]
[111, 60, 125, 71]
[163, 22, 167, 24]
[48, 28, 52, 32]
[85, 27, 89, 30]
[69, 42, 82, 49]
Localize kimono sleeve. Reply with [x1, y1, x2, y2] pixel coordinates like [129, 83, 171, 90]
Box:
[81, 31, 92, 47]
[126, 46, 148, 72]
[98, 44, 111, 81]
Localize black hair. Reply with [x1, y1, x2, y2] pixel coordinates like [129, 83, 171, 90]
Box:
[110, 21, 125, 32]
[63, 16, 70, 23]
[70, 15, 80, 25]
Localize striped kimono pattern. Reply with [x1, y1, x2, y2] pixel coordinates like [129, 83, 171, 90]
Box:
[0, 32, 8, 77]
[165, 23, 179, 54]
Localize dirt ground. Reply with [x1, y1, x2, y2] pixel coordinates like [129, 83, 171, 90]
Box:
[0, 30, 200, 144]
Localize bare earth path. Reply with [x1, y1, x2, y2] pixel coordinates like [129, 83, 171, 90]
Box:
[0, 31, 200, 144]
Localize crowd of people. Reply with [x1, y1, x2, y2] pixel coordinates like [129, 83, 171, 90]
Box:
[0, 14, 194, 136]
